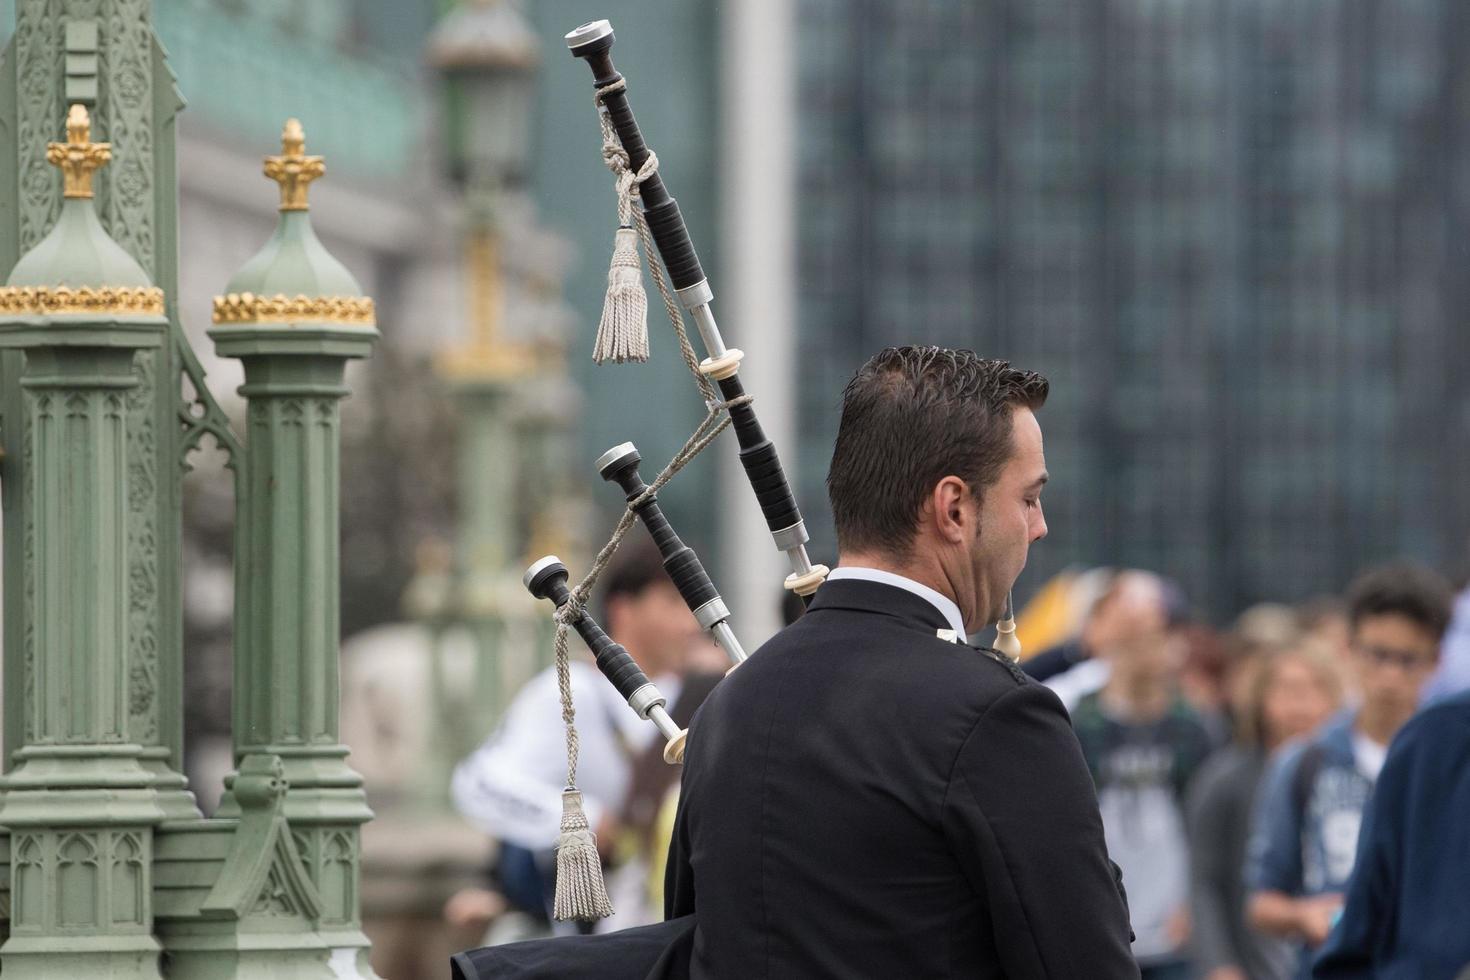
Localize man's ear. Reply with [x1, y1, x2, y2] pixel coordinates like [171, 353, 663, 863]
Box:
[932, 476, 968, 544]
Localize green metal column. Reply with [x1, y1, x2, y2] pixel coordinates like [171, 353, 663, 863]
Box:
[0, 8, 384, 976]
[1, 0, 199, 824]
[0, 330, 167, 978]
[456, 380, 515, 713]
[209, 121, 380, 978]
[457, 381, 517, 583]
[226, 342, 375, 965]
[0, 104, 169, 979]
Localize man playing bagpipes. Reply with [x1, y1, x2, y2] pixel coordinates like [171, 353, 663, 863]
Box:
[456, 347, 1138, 979]
[656, 348, 1138, 979]
[451, 21, 1138, 979]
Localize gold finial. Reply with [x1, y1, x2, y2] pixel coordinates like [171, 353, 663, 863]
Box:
[46, 104, 112, 199]
[262, 118, 324, 211]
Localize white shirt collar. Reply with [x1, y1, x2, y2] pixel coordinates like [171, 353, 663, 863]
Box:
[825, 566, 968, 638]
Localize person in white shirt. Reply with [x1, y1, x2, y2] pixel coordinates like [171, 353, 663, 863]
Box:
[450, 542, 704, 934]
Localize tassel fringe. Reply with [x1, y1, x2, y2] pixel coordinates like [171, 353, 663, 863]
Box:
[552, 789, 614, 922]
[593, 226, 650, 364]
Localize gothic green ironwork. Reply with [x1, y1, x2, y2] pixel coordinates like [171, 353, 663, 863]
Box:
[209, 117, 379, 975]
[0, 3, 379, 976]
[2, 0, 198, 830]
[0, 103, 170, 978]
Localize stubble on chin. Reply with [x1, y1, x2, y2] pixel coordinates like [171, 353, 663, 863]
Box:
[984, 568, 1022, 627]
[987, 596, 1008, 628]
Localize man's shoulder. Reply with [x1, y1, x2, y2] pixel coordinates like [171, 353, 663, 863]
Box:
[732, 612, 1039, 715]
[1260, 715, 1365, 821]
[1312, 710, 1361, 765]
[1270, 710, 1354, 770]
[1400, 691, 1470, 745]
[1265, 735, 1328, 792]
[966, 643, 1033, 685]
[762, 610, 1025, 668]
[1374, 695, 1470, 783]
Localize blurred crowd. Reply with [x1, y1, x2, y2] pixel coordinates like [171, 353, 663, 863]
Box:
[1020, 564, 1460, 979]
[439, 545, 1470, 980]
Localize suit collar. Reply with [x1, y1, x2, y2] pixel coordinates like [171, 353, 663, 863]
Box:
[825, 567, 967, 636]
[806, 577, 961, 637]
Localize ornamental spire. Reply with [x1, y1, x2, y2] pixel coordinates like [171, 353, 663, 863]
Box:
[213, 119, 373, 328]
[262, 118, 324, 211]
[46, 104, 112, 199]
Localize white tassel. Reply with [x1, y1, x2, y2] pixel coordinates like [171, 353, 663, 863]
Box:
[552, 789, 614, 922]
[592, 226, 649, 364]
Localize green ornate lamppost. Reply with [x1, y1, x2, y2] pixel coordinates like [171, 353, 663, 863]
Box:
[209, 119, 380, 976]
[425, 0, 545, 734]
[0, 2, 385, 972]
[0, 102, 170, 980]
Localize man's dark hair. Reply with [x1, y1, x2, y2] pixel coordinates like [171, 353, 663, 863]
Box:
[826, 346, 1048, 557]
[1345, 562, 1453, 641]
[598, 540, 673, 623]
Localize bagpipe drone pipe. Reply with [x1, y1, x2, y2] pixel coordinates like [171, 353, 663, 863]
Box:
[565, 18, 829, 602]
[502, 15, 1028, 932]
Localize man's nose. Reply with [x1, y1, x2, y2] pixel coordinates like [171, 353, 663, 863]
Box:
[1032, 507, 1048, 542]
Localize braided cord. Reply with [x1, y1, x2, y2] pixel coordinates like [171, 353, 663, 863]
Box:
[596, 78, 717, 403]
[550, 79, 749, 791]
[551, 393, 749, 787]
[549, 78, 744, 791]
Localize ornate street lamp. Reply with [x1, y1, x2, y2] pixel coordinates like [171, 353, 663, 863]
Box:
[427, 0, 542, 380]
[422, 0, 549, 739]
[427, 0, 540, 196]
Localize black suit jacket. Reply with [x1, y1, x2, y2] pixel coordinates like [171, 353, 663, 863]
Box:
[451, 916, 695, 980]
[664, 578, 1138, 979]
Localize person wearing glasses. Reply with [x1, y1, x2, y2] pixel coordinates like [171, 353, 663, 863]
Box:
[1245, 563, 1452, 980]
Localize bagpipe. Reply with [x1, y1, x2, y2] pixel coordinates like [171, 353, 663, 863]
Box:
[521, 18, 1022, 923]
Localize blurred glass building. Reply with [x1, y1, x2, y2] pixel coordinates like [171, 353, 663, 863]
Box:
[7, 0, 1465, 624]
[795, 0, 1470, 619]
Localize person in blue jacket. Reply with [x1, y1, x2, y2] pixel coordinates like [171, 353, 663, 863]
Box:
[1313, 689, 1470, 979]
[1246, 563, 1452, 980]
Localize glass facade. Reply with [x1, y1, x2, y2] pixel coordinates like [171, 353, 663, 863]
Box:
[795, 0, 1470, 618]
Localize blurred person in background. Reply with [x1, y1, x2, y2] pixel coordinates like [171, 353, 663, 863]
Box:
[1297, 596, 1357, 705]
[1068, 571, 1216, 979]
[1234, 603, 1305, 649]
[1247, 563, 1452, 979]
[644, 586, 813, 913]
[1422, 579, 1470, 704]
[608, 666, 724, 930]
[1187, 639, 1343, 980]
[1021, 567, 1120, 683]
[1313, 688, 1470, 978]
[1297, 597, 1350, 660]
[1177, 624, 1234, 743]
[448, 542, 707, 939]
[1025, 569, 1187, 713]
